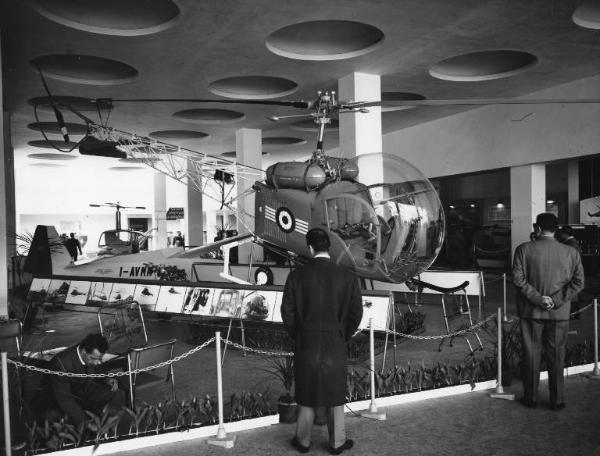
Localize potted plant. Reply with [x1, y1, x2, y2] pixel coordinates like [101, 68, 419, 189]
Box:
[264, 356, 297, 423]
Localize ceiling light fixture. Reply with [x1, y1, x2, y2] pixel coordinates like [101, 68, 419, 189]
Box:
[469, 203, 476, 208]
[496, 201, 504, 208]
[547, 199, 555, 204]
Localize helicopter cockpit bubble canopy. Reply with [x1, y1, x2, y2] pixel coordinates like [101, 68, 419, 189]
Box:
[328, 153, 445, 283]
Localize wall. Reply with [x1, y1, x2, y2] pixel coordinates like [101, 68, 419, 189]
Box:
[381, 75, 600, 178]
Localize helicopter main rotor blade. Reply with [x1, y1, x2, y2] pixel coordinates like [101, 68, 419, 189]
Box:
[346, 98, 600, 109]
[99, 98, 312, 109]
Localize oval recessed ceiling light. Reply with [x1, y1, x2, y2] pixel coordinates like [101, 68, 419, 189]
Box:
[266, 20, 384, 60]
[109, 166, 145, 171]
[28, 139, 79, 149]
[28, 153, 78, 160]
[220, 151, 269, 158]
[31, 54, 138, 85]
[33, 0, 180, 36]
[29, 163, 65, 168]
[573, 2, 600, 29]
[119, 157, 160, 164]
[149, 130, 210, 140]
[28, 96, 112, 111]
[381, 92, 426, 112]
[28, 121, 88, 135]
[429, 50, 538, 82]
[291, 118, 339, 131]
[173, 109, 246, 124]
[208, 76, 298, 99]
[262, 137, 307, 146]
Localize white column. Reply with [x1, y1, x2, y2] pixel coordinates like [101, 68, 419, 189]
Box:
[0, 34, 10, 317]
[568, 160, 580, 224]
[235, 128, 262, 263]
[510, 164, 546, 256]
[338, 72, 382, 183]
[153, 172, 168, 250]
[184, 159, 204, 247]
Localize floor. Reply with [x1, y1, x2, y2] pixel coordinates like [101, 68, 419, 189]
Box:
[110, 374, 600, 456]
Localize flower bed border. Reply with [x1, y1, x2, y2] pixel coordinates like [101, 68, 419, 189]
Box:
[35, 363, 595, 456]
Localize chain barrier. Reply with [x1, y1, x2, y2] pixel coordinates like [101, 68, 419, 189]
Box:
[570, 301, 594, 317]
[7, 337, 216, 378]
[8, 302, 593, 377]
[388, 313, 496, 340]
[222, 339, 293, 357]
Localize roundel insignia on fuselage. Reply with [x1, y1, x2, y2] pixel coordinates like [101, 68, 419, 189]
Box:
[275, 207, 295, 233]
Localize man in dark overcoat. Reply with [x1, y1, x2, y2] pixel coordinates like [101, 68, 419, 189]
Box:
[281, 228, 363, 454]
[34, 333, 126, 425]
[513, 213, 584, 410]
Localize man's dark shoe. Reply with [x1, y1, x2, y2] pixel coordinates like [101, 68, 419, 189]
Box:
[550, 402, 565, 411]
[518, 397, 537, 409]
[291, 437, 310, 454]
[329, 439, 354, 455]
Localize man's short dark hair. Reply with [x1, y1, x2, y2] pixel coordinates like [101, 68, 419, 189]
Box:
[306, 228, 330, 252]
[80, 334, 109, 353]
[535, 213, 558, 232]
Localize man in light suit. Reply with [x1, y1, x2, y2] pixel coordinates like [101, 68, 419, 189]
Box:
[281, 228, 363, 454]
[512, 213, 584, 410]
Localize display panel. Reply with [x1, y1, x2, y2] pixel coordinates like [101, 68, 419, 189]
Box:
[155, 286, 189, 313]
[27, 278, 51, 300]
[65, 281, 92, 305]
[211, 288, 244, 318]
[133, 284, 161, 311]
[240, 289, 280, 321]
[108, 283, 137, 304]
[87, 282, 113, 306]
[358, 294, 391, 331]
[182, 287, 214, 315]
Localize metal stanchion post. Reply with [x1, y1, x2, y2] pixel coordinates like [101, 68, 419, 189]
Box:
[587, 299, 600, 379]
[502, 273, 512, 323]
[361, 318, 386, 420]
[207, 332, 235, 448]
[490, 308, 515, 400]
[2, 352, 12, 456]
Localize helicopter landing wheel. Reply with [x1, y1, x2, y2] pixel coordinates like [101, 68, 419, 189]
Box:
[254, 266, 274, 286]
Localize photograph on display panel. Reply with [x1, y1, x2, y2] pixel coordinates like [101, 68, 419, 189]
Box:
[182, 287, 214, 316]
[211, 288, 244, 318]
[108, 283, 137, 304]
[65, 281, 92, 305]
[27, 278, 51, 301]
[240, 290, 279, 321]
[46, 279, 71, 304]
[87, 282, 113, 306]
[358, 295, 391, 331]
[155, 286, 189, 313]
[133, 284, 161, 311]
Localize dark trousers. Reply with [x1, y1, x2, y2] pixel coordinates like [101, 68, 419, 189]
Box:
[520, 318, 569, 405]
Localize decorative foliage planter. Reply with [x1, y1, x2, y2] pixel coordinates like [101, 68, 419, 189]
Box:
[277, 400, 298, 423]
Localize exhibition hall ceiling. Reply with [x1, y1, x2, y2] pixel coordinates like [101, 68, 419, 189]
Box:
[2, 0, 600, 171]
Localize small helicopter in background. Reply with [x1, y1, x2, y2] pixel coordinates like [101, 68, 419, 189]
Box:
[88, 201, 154, 256]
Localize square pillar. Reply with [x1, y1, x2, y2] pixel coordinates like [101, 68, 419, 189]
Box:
[184, 159, 204, 247]
[236, 128, 262, 263]
[153, 172, 168, 250]
[510, 164, 546, 256]
[568, 160, 580, 224]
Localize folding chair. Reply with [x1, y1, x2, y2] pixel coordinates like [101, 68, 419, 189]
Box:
[0, 320, 22, 356]
[127, 339, 176, 407]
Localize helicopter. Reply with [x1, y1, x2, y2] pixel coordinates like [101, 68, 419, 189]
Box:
[88, 201, 154, 256]
[24, 88, 447, 285]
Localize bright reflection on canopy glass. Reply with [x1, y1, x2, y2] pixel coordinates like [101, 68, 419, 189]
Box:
[327, 153, 444, 283]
